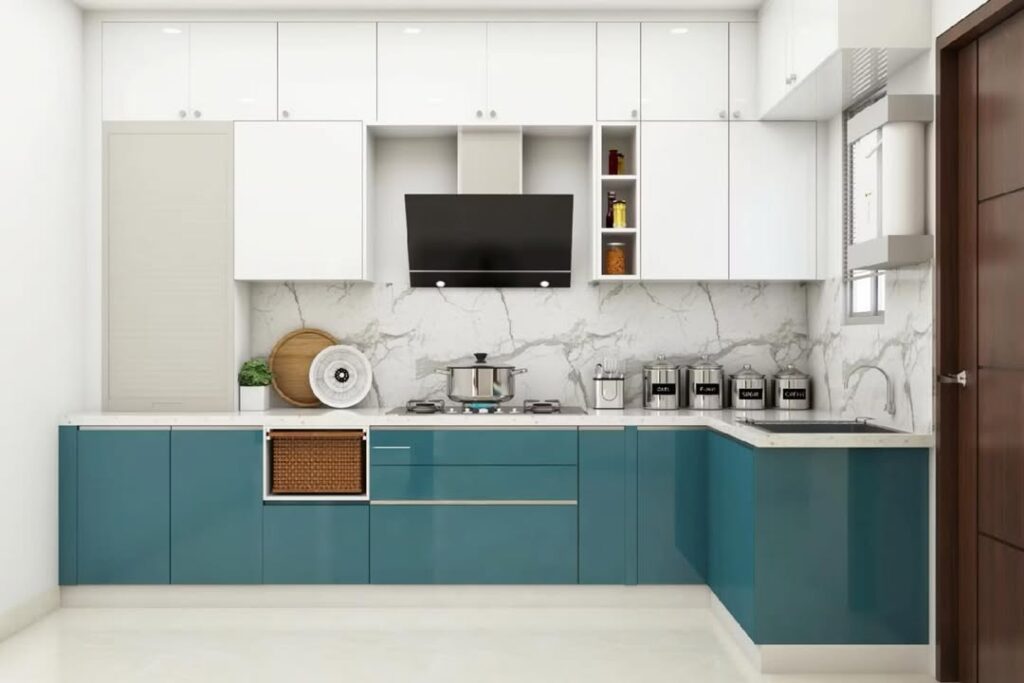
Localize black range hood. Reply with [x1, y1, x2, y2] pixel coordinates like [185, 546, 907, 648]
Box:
[405, 194, 573, 288]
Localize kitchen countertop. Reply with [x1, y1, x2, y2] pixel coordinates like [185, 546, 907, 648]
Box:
[63, 408, 933, 449]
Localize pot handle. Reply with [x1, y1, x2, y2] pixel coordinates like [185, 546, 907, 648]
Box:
[433, 368, 448, 376]
[511, 368, 528, 375]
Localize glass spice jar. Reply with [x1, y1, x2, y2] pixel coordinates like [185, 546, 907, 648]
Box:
[612, 200, 628, 228]
[604, 242, 628, 275]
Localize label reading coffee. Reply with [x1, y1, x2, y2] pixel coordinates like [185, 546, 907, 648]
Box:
[652, 383, 676, 395]
[782, 388, 807, 400]
[695, 383, 721, 396]
[738, 388, 763, 400]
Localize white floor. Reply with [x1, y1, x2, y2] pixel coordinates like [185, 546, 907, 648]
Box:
[0, 605, 937, 683]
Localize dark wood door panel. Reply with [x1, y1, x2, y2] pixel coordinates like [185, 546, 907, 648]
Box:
[979, 8, 1024, 200]
[979, 535, 1024, 682]
[978, 369, 1024, 549]
[978, 190, 1024, 368]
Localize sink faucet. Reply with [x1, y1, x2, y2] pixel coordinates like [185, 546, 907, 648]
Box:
[844, 365, 896, 417]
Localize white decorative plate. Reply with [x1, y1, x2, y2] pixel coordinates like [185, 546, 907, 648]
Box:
[308, 345, 373, 409]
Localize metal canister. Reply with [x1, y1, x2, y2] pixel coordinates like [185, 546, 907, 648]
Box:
[642, 355, 681, 410]
[730, 364, 767, 410]
[593, 363, 625, 410]
[687, 355, 724, 410]
[773, 365, 812, 410]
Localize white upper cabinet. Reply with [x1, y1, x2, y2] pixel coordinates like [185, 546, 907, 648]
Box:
[278, 23, 376, 121]
[729, 122, 817, 280]
[597, 23, 641, 121]
[486, 23, 596, 124]
[377, 23, 487, 123]
[189, 23, 278, 121]
[757, 0, 791, 117]
[729, 23, 757, 121]
[641, 123, 729, 280]
[234, 122, 366, 281]
[102, 23, 190, 121]
[641, 23, 728, 121]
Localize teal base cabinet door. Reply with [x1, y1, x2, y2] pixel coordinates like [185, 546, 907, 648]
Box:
[170, 429, 263, 584]
[77, 429, 171, 584]
[370, 504, 578, 584]
[264, 504, 369, 584]
[59, 427, 78, 585]
[579, 428, 637, 584]
[637, 429, 708, 584]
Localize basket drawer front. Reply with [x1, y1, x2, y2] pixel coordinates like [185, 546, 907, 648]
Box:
[270, 430, 365, 495]
[369, 504, 578, 584]
[370, 464, 578, 501]
[369, 429, 578, 466]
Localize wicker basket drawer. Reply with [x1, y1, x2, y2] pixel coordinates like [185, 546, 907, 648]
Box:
[269, 430, 366, 495]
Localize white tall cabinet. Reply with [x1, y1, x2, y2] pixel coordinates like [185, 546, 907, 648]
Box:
[729, 122, 817, 280]
[377, 22, 487, 123]
[640, 123, 729, 280]
[278, 23, 377, 121]
[234, 122, 367, 281]
[641, 23, 729, 121]
[597, 23, 641, 121]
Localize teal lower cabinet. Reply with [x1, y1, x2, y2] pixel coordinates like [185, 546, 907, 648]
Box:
[263, 504, 369, 584]
[58, 427, 78, 585]
[370, 429, 578, 466]
[370, 504, 578, 584]
[77, 429, 171, 584]
[170, 429, 263, 584]
[637, 429, 708, 584]
[371, 464, 577, 501]
[707, 432, 929, 645]
[578, 427, 636, 584]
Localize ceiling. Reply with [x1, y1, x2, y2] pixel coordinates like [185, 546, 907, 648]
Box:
[74, 0, 761, 10]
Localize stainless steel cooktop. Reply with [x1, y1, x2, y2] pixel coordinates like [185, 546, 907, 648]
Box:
[389, 399, 586, 416]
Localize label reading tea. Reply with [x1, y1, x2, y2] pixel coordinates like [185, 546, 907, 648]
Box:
[652, 383, 676, 395]
[782, 388, 807, 400]
[695, 383, 721, 396]
[738, 388, 763, 400]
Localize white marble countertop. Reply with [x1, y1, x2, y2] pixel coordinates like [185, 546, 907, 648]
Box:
[63, 408, 934, 449]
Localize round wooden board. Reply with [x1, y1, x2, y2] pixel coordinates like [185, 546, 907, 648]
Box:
[269, 328, 338, 407]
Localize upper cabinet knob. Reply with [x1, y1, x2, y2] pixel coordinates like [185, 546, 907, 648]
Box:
[178, 110, 187, 119]
[787, 73, 797, 85]
[476, 110, 483, 118]
[631, 109, 638, 119]
[718, 110, 727, 120]
[732, 111, 741, 119]
[489, 110, 497, 119]
[193, 110, 202, 119]
[281, 110, 291, 119]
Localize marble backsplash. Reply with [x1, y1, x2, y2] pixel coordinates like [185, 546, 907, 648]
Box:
[250, 281, 810, 410]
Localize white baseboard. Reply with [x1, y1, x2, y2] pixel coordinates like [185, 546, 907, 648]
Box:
[0, 587, 60, 643]
[61, 584, 711, 609]
[708, 592, 930, 675]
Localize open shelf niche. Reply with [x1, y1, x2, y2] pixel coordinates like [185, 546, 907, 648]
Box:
[592, 124, 640, 280]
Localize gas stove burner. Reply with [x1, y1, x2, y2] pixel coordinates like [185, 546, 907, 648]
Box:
[523, 399, 562, 414]
[405, 399, 446, 414]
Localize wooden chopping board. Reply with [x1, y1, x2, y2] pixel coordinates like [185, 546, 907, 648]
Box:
[269, 328, 337, 407]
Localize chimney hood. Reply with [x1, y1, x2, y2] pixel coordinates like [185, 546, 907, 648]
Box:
[404, 194, 573, 288]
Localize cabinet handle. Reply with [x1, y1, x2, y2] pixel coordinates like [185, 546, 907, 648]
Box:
[787, 73, 797, 85]
[489, 110, 497, 119]
[193, 110, 202, 119]
[475, 110, 483, 118]
[281, 110, 290, 119]
[178, 110, 187, 119]
[631, 109, 638, 119]
[732, 110, 741, 119]
[718, 110, 727, 120]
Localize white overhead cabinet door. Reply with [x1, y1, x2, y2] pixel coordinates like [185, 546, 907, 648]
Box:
[188, 23, 277, 121]
[377, 23, 487, 123]
[729, 122, 817, 280]
[641, 23, 729, 121]
[278, 22, 377, 121]
[485, 23, 596, 123]
[102, 23, 190, 120]
[729, 23, 758, 120]
[641, 123, 729, 280]
[597, 23, 641, 121]
[234, 122, 365, 281]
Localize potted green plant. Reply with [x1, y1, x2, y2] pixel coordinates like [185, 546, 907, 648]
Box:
[238, 358, 272, 412]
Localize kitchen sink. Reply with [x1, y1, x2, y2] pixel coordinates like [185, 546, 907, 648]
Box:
[741, 419, 905, 434]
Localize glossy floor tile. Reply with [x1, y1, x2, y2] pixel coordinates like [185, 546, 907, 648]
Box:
[0, 607, 936, 683]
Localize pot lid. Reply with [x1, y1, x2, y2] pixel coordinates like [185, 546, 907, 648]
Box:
[687, 354, 723, 370]
[644, 354, 679, 370]
[730, 363, 764, 380]
[774, 364, 809, 380]
[447, 352, 515, 370]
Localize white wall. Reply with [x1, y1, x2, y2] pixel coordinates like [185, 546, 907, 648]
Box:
[0, 0, 84, 636]
[934, 0, 988, 34]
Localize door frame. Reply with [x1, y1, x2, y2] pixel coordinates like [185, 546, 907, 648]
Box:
[936, 1, 1024, 680]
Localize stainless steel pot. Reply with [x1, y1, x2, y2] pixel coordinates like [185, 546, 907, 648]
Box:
[642, 355, 681, 410]
[730, 364, 767, 410]
[773, 365, 811, 410]
[436, 353, 527, 403]
[687, 355, 724, 410]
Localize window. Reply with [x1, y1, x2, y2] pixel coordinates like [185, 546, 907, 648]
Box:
[844, 99, 886, 323]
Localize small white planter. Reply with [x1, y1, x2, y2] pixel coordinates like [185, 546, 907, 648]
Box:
[239, 385, 271, 412]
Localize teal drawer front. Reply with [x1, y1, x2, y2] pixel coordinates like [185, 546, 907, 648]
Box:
[370, 429, 578, 466]
[370, 465, 577, 500]
[77, 429, 170, 585]
[370, 504, 578, 584]
[264, 504, 369, 584]
[170, 430, 263, 584]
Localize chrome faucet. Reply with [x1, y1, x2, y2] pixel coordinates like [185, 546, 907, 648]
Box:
[844, 364, 896, 417]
